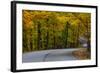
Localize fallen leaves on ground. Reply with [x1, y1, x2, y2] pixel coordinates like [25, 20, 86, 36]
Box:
[72, 48, 90, 60]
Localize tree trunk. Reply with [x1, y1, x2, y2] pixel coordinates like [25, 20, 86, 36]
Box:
[46, 31, 49, 49]
[37, 22, 41, 50]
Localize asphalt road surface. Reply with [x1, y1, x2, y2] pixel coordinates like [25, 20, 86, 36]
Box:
[22, 48, 79, 63]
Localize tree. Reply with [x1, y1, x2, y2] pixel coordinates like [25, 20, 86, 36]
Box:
[22, 10, 91, 53]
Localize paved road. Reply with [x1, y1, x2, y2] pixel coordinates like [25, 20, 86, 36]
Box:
[22, 48, 79, 63]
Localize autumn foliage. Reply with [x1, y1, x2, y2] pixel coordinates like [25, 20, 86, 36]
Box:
[22, 10, 91, 53]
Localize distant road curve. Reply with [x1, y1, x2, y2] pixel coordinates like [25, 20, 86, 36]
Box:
[22, 48, 80, 63]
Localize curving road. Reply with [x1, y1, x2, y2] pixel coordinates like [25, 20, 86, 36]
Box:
[22, 48, 79, 63]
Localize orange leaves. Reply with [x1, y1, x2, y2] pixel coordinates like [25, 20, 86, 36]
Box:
[23, 10, 33, 29]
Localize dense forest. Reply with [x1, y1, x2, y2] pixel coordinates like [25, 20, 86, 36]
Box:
[22, 10, 91, 53]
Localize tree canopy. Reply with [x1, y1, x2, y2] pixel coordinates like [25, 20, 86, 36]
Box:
[22, 10, 91, 53]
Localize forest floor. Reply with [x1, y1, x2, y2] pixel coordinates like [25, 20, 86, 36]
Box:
[72, 48, 90, 59]
[22, 48, 86, 63]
